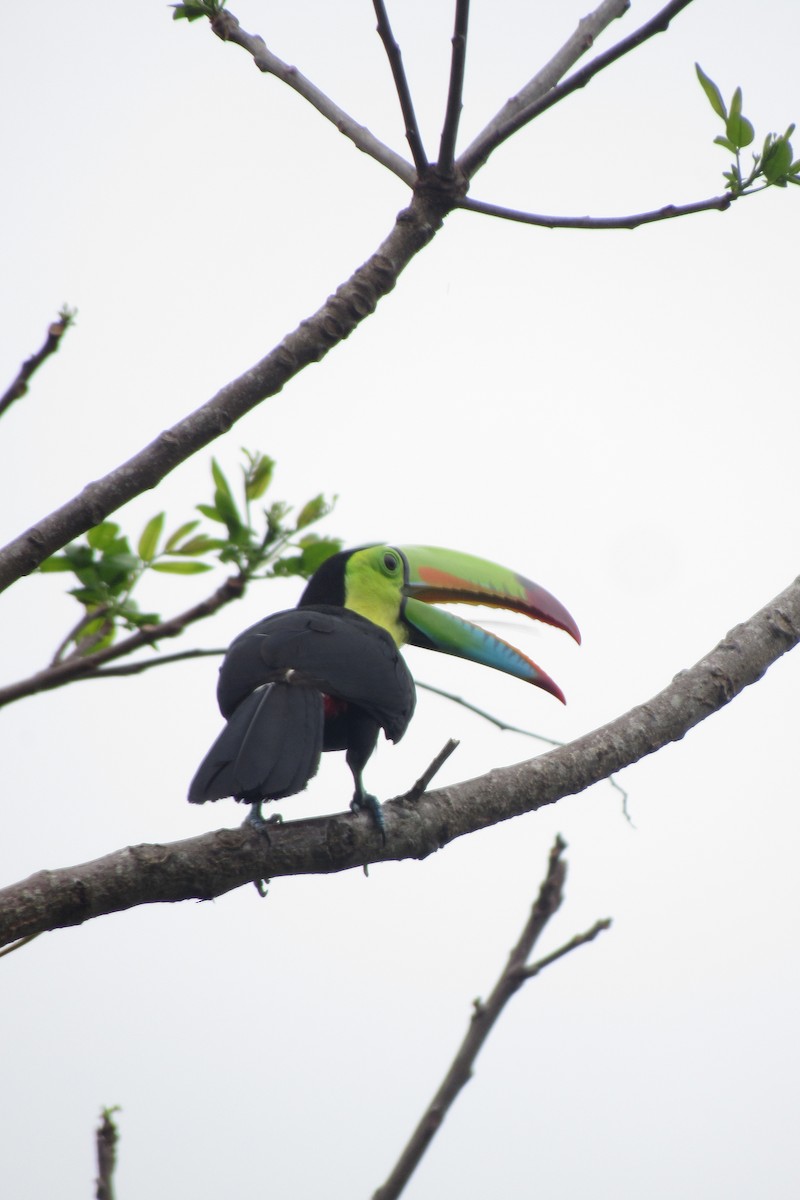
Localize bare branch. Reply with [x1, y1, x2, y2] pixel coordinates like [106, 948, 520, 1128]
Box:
[457, 191, 734, 230]
[0, 576, 245, 709]
[403, 738, 460, 803]
[520, 917, 611, 981]
[1, 570, 798, 948]
[458, 0, 631, 178]
[418, 679, 564, 746]
[0, 191, 449, 593]
[0, 308, 76, 419]
[0, 932, 41, 959]
[373, 838, 610, 1199]
[373, 0, 428, 174]
[437, 0, 470, 176]
[212, 9, 416, 185]
[74, 646, 224, 679]
[95, 1108, 119, 1200]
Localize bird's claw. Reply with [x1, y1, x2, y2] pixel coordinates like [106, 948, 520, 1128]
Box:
[243, 804, 283, 837]
[351, 791, 386, 843]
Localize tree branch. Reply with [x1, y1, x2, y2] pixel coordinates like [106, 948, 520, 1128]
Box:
[0, 189, 450, 594]
[95, 1108, 119, 1200]
[372, 0, 428, 174]
[458, 0, 632, 178]
[2, 570, 798, 948]
[0, 576, 245, 708]
[456, 191, 734, 230]
[212, 9, 416, 185]
[374, 837, 610, 1199]
[437, 0, 470, 177]
[0, 308, 75, 419]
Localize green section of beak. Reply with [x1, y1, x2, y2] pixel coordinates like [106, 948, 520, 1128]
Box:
[397, 545, 580, 703]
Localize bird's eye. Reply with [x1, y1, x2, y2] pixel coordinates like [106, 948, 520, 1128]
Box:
[383, 552, 398, 573]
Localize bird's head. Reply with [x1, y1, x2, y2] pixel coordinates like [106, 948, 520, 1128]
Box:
[299, 543, 580, 702]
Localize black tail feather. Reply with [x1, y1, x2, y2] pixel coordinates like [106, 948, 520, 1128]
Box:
[188, 683, 324, 805]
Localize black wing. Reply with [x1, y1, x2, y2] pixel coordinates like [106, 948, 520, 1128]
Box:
[217, 605, 415, 742]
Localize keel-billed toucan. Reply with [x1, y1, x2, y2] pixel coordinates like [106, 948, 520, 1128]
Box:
[188, 545, 579, 833]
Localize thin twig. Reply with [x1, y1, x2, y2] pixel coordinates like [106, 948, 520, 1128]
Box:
[373, 838, 610, 1199]
[0, 932, 41, 959]
[418, 680, 564, 746]
[79, 646, 225, 679]
[520, 917, 612, 980]
[0, 308, 76, 419]
[457, 191, 733, 230]
[404, 738, 460, 802]
[212, 9, 416, 185]
[373, 0, 428, 173]
[437, 0, 470, 176]
[458, 0, 631, 177]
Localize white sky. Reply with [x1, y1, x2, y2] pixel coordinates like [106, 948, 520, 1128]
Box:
[2, 1, 799, 1197]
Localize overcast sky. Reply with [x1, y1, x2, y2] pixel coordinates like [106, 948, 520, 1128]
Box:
[2, 2, 799, 1197]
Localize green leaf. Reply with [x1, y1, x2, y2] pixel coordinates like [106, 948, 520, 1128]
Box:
[150, 560, 214, 574]
[244, 453, 275, 502]
[726, 111, 754, 150]
[196, 503, 225, 523]
[97, 553, 139, 588]
[763, 137, 794, 183]
[298, 536, 342, 575]
[38, 556, 73, 573]
[137, 512, 165, 563]
[172, 535, 225, 556]
[713, 135, 738, 154]
[729, 86, 743, 121]
[164, 520, 201, 552]
[87, 522, 122, 552]
[695, 64, 727, 120]
[295, 494, 330, 530]
[211, 459, 234, 504]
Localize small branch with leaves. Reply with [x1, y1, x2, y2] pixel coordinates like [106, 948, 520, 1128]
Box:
[0, 451, 340, 708]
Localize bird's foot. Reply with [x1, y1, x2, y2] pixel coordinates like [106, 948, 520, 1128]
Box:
[243, 804, 283, 835]
[351, 791, 386, 843]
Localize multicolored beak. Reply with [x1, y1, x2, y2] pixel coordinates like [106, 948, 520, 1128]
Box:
[397, 545, 580, 703]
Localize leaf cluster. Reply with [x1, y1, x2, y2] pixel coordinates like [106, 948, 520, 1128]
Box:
[696, 64, 800, 195]
[40, 451, 341, 660]
[171, 0, 225, 22]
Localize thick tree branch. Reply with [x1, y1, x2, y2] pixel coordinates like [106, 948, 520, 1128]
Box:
[373, 837, 610, 1200]
[373, 0, 428, 174]
[212, 9, 416, 185]
[0, 309, 75, 419]
[457, 192, 733, 230]
[0, 189, 450, 594]
[458, 0, 632, 178]
[2, 571, 798, 948]
[437, 0, 470, 176]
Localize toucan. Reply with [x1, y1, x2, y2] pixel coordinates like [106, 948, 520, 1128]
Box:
[188, 544, 580, 833]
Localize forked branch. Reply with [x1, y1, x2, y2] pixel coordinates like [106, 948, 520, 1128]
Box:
[373, 837, 610, 1200]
